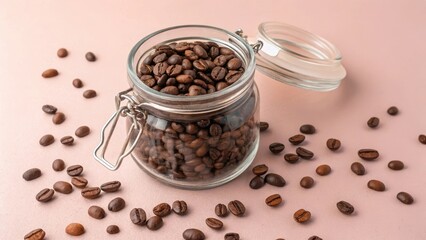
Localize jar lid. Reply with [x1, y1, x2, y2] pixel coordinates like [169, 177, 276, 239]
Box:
[253, 22, 346, 91]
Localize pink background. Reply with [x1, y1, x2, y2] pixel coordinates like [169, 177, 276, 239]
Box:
[1, 0, 426, 239]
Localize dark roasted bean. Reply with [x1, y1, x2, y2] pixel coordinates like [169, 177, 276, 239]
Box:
[284, 153, 299, 164]
[293, 209, 311, 223]
[269, 142, 285, 154]
[183, 228, 205, 240]
[296, 147, 314, 159]
[225, 70, 243, 84]
[419, 134, 426, 144]
[265, 193, 282, 207]
[83, 89, 97, 98]
[42, 104, 57, 114]
[130, 208, 147, 225]
[259, 122, 269, 132]
[106, 225, 120, 234]
[52, 112, 65, 124]
[289, 134, 305, 145]
[326, 138, 341, 151]
[367, 117, 380, 128]
[88, 205, 106, 219]
[215, 203, 228, 217]
[57, 48, 68, 58]
[351, 162, 365, 175]
[228, 200, 245, 216]
[172, 200, 188, 215]
[24, 228, 45, 240]
[387, 106, 399, 115]
[153, 203, 171, 217]
[252, 164, 268, 175]
[220, 47, 234, 55]
[397, 192, 414, 204]
[224, 232, 240, 240]
[367, 179, 386, 191]
[308, 236, 323, 240]
[146, 216, 163, 230]
[388, 160, 404, 170]
[100, 181, 121, 192]
[52, 159, 65, 171]
[211, 66, 227, 80]
[23, 168, 42, 181]
[75, 126, 90, 138]
[300, 124, 316, 134]
[53, 181, 73, 194]
[358, 149, 379, 160]
[205, 217, 223, 230]
[265, 173, 286, 187]
[168, 54, 183, 65]
[60, 136, 74, 146]
[72, 78, 83, 88]
[42, 69, 58, 78]
[249, 176, 265, 189]
[336, 201, 354, 215]
[153, 52, 167, 63]
[67, 165, 83, 176]
[36, 188, 54, 202]
[227, 57, 242, 70]
[316, 164, 331, 176]
[108, 197, 126, 212]
[300, 176, 314, 188]
[81, 187, 101, 199]
[85, 52, 96, 62]
[194, 45, 208, 58]
[39, 134, 54, 146]
[71, 176, 88, 188]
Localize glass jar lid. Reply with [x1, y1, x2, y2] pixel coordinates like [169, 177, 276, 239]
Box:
[252, 22, 346, 91]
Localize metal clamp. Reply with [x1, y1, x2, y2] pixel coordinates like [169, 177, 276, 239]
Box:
[235, 28, 263, 53]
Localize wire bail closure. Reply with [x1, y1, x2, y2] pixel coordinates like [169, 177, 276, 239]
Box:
[93, 88, 146, 171]
[235, 29, 263, 53]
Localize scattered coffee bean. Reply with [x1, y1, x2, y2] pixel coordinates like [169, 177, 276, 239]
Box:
[146, 216, 163, 230]
[293, 209, 311, 223]
[284, 153, 299, 164]
[65, 223, 85, 236]
[358, 149, 379, 161]
[265, 193, 282, 207]
[249, 176, 265, 189]
[316, 164, 331, 176]
[23, 168, 41, 181]
[336, 201, 354, 215]
[60, 136, 74, 146]
[183, 228, 205, 240]
[215, 203, 229, 217]
[252, 164, 268, 175]
[296, 147, 314, 159]
[387, 106, 399, 115]
[289, 134, 305, 145]
[269, 142, 285, 154]
[108, 197, 126, 212]
[52, 159, 65, 171]
[308, 236, 323, 240]
[52, 112, 65, 124]
[88, 205, 106, 219]
[53, 181, 73, 194]
[225, 232, 240, 240]
[72, 78, 83, 88]
[130, 208, 147, 225]
[388, 160, 404, 170]
[418, 134, 426, 144]
[367, 117, 380, 128]
[67, 165, 83, 176]
[265, 173, 286, 187]
[326, 138, 341, 151]
[75, 126, 90, 138]
[300, 176, 314, 189]
[153, 202, 171, 217]
[39, 134, 54, 146]
[397, 192, 414, 205]
[206, 217, 223, 230]
[106, 225, 120, 234]
[81, 187, 101, 199]
[259, 121, 269, 132]
[83, 89, 97, 98]
[350, 162, 366, 175]
[71, 176, 88, 188]
[85, 52, 96, 62]
[300, 124, 316, 134]
[228, 200, 245, 216]
[100, 181, 121, 192]
[36, 188, 54, 202]
[42, 69, 58, 78]
[24, 228, 45, 240]
[57, 48, 68, 58]
[172, 200, 188, 215]
[42, 104, 57, 114]
[368, 180, 386, 191]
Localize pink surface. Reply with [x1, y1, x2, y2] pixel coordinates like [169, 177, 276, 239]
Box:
[1, 0, 426, 239]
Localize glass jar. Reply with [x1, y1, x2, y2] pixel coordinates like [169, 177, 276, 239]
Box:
[94, 23, 346, 189]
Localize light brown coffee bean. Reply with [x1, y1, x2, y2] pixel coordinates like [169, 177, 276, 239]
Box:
[153, 203, 171, 217]
[101, 181, 121, 192]
[53, 181, 73, 194]
[72, 78, 83, 88]
[172, 200, 188, 215]
[36, 188, 54, 202]
[60, 136, 74, 146]
[65, 223, 85, 236]
[215, 203, 228, 217]
[293, 209, 311, 223]
[265, 193, 282, 207]
[326, 138, 341, 151]
[23, 168, 42, 181]
[67, 165, 83, 176]
[351, 162, 365, 175]
[288, 134, 305, 145]
[75, 126, 90, 138]
[316, 164, 331, 176]
[183, 228, 205, 240]
[300, 176, 314, 188]
[39, 134, 54, 146]
[388, 160, 404, 170]
[146, 216, 163, 230]
[358, 149, 379, 161]
[367, 179, 386, 191]
[228, 200, 245, 216]
[52, 112, 65, 124]
[106, 225, 120, 234]
[24, 228, 45, 240]
[42, 69, 58, 78]
[57, 48, 68, 58]
[397, 192, 414, 205]
[252, 164, 268, 175]
[88, 205, 106, 219]
[52, 159, 65, 171]
[81, 187, 101, 199]
[205, 217, 223, 230]
[71, 176, 88, 188]
[85, 52, 96, 62]
[83, 89, 97, 98]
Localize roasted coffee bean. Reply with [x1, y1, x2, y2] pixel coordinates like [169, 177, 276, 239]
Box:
[60, 136, 74, 145]
[146, 216, 163, 230]
[72, 78, 83, 88]
[228, 200, 245, 216]
[194, 45, 208, 58]
[265, 173, 286, 187]
[153, 203, 171, 217]
[293, 209, 311, 223]
[71, 176, 88, 188]
[140, 64, 153, 75]
[351, 162, 365, 175]
[36, 188, 54, 202]
[220, 47, 234, 55]
[106, 225, 120, 234]
[249, 176, 265, 189]
[284, 153, 299, 164]
[42, 104, 57, 114]
[193, 59, 210, 71]
[101, 181, 121, 192]
[418, 134, 426, 144]
[52, 159, 65, 171]
[57, 48, 68, 58]
[397, 192, 414, 204]
[225, 232, 240, 240]
[269, 142, 285, 154]
[225, 70, 243, 84]
[39, 134, 54, 146]
[42, 69, 58, 78]
[166, 64, 183, 76]
[81, 187, 101, 199]
[265, 193, 282, 207]
[316, 164, 331, 176]
[289, 134, 305, 145]
[23, 168, 41, 181]
[358, 149, 379, 161]
[108, 197, 126, 212]
[387, 106, 399, 115]
[308, 236, 323, 240]
[130, 208, 147, 225]
[211, 66, 227, 80]
[172, 200, 188, 215]
[252, 164, 268, 175]
[83, 89, 97, 98]
[183, 228, 205, 240]
[300, 124, 316, 134]
[65, 223, 85, 236]
[368, 179, 386, 191]
[75, 126, 90, 138]
[168, 54, 183, 65]
[85, 52, 96, 62]
[206, 217, 223, 230]
[209, 123, 222, 137]
[161, 85, 179, 95]
[153, 52, 167, 63]
[141, 75, 156, 86]
[227, 57, 243, 70]
[24, 228, 45, 240]
[52, 112, 65, 124]
[53, 181, 73, 194]
[215, 203, 228, 217]
[367, 117, 380, 128]
[336, 201, 354, 215]
[300, 176, 314, 189]
[67, 165, 83, 176]
[216, 81, 229, 91]
[296, 147, 314, 159]
[326, 138, 341, 151]
[259, 121, 269, 132]
[88, 205, 106, 219]
[388, 160, 404, 170]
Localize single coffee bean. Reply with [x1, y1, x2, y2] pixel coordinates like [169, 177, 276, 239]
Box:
[88, 205, 106, 219]
[295, 147, 314, 160]
[71, 176, 88, 188]
[220, 47, 234, 55]
[65, 223, 85, 236]
[293, 209, 311, 223]
[81, 187, 101, 199]
[418, 134, 426, 144]
[249, 176, 265, 189]
[108, 197, 126, 212]
[60, 136, 74, 146]
[228, 200, 245, 216]
[326, 138, 341, 151]
[265, 173, 286, 187]
[24, 228, 45, 240]
[106, 225, 120, 234]
[146, 216, 163, 230]
[36, 188, 54, 202]
[75, 126, 90, 138]
[289, 134, 305, 145]
[42, 69, 58, 78]
[269, 142, 285, 154]
[316, 164, 332, 176]
[227, 57, 243, 70]
[397, 192, 414, 205]
[100, 181, 121, 192]
[350, 162, 365, 175]
[183, 228, 205, 240]
[83, 89, 97, 98]
[308, 236, 323, 240]
[336, 201, 354, 215]
[211, 66, 227, 80]
[215, 203, 228, 217]
[130, 208, 147, 225]
[206, 217, 223, 230]
[67, 165, 83, 176]
[259, 121, 269, 132]
[387, 106, 399, 115]
[265, 193, 282, 207]
[39, 134, 54, 146]
[57, 48, 68, 58]
[172, 200, 188, 215]
[300, 176, 314, 189]
[52, 112, 65, 124]
[225, 232, 240, 240]
[53, 181, 73, 194]
[252, 164, 268, 175]
[388, 160, 404, 170]
[52, 159, 65, 171]
[42, 104, 57, 114]
[300, 124, 316, 134]
[161, 85, 179, 95]
[153, 203, 171, 217]
[358, 149, 379, 160]
[72, 78, 83, 88]
[23, 168, 42, 181]
[367, 179, 386, 191]
[367, 117, 380, 128]
[209, 123, 222, 137]
[85, 52, 96, 62]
